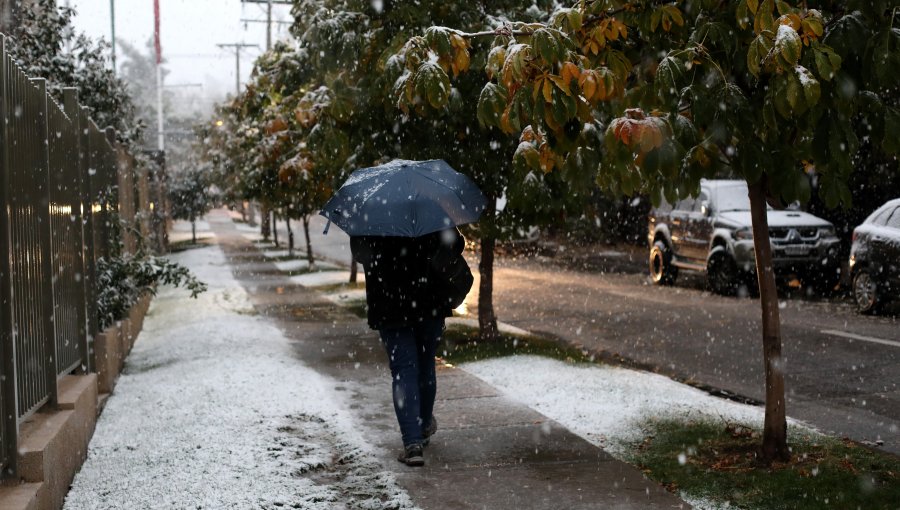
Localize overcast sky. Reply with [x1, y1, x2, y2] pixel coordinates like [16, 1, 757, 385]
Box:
[70, 0, 294, 112]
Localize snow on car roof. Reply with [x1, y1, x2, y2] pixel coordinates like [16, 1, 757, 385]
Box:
[863, 198, 900, 224]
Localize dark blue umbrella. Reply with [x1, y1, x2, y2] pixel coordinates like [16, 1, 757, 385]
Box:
[320, 159, 486, 237]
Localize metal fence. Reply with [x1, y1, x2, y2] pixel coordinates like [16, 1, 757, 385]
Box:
[0, 35, 159, 477]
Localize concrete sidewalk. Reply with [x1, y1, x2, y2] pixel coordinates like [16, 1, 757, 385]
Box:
[212, 212, 688, 509]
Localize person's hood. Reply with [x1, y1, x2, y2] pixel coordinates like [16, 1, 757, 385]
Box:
[717, 210, 833, 228]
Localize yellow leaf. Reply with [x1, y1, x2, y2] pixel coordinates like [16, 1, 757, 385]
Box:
[549, 75, 572, 97]
[542, 79, 553, 103]
[580, 74, 596, 101]
[562, 61, 581, 83]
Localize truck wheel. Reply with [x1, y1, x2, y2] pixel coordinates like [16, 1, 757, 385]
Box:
[707, 249, 738, 296]
[853, 268, 881, 314]
[805, 268, 841, 296]
[650, 240, 678, 285]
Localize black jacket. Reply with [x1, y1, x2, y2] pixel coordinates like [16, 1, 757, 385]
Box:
[350, 229, 465, 330]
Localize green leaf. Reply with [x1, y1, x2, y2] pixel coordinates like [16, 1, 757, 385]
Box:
[771, 74, 792, 118]
[423, 27, 453, 58]
[736, 1, 750, 29]
[754, 0, 775, 33]
[650, 9, 662, 32]
[477, 82, 508, 128]
[813, 46, 834, 81]
[784, 69, 805, 114]
[747, 0, 760, 14]
[794, 66, 820, 108]
[566, 9, 583, 32]
[747, 34, 772, 77]
[656, 56, 683, 101]
[775, 0, 793, 16]
[884, 107, 900, 155]
[415, 62, 451, 109]
[775, 24, 802, 67]
[532, 29, 560, 65]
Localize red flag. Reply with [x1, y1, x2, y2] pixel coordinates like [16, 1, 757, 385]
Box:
[154, 0, 162, 64]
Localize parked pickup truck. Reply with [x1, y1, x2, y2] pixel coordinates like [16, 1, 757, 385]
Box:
[648, 180, 841, 295]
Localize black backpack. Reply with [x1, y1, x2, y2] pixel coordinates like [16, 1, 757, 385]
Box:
[441, 254, 474, 308]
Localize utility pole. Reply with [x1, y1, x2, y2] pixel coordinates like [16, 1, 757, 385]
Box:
[154, 0, 164, 150]
[216, 43, 258, 97]
[240, 0, 292, 50]
[240, 18, 292, 50]
[109, 0, 116, 72]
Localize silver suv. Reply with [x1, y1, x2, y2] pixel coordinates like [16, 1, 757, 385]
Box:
[648, 180, 842, 295]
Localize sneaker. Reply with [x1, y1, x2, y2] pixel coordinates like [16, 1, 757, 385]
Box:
[397, 443, 424, 466]
[422, 415, 437, 447]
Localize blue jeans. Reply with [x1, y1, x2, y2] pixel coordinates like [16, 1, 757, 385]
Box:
[379, 319, 444, 446]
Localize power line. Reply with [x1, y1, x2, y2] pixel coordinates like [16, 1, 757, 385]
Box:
[216, 43, 260, 95]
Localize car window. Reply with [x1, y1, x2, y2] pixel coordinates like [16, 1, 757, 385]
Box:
[870, 207, 893, 226]
[715, 185, 748, 211]
[887, 208, 900, 229]
[693, 192, 709, 213]
[675, 197, 696, 212]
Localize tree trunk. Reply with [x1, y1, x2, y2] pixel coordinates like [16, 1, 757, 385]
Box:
[0, 0, 21, 35]
[240, 201, 247, 223]
[247, 201, 257, 226]
[477, 198, 499, 341]
[272, 210, 279, 247]
[302, 215, 315, 270]
[261, 202, 271, 240]
[286, 216, 294, 257]
[349, 255, 358, 283]
[191, 219, 196, 244]
[748, 177, 791, 464]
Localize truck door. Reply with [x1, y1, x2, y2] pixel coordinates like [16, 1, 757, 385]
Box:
[669, 197, 695, 258]
[685, 190, 714, 261]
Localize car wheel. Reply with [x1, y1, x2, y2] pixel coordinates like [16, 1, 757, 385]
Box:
[805, 268, 841, 296]
[649, 240, 678, 285]
[707, 249, 738, 296]
[853, 268, 881, 314]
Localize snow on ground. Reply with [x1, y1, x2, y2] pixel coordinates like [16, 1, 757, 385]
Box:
[263, 249, 292, 259]
[168, 221, 215, 244]
[461, 356, 805, 458]
[322, 289, 367, 306]
[275, 258, 340, 272]
[234, 222, 261, 233]
[65, 245, 414, 510]
[291, 271, 364, 288]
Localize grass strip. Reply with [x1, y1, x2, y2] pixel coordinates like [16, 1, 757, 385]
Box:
[627, 419, 900, 510]
[439, 325, 593, 365]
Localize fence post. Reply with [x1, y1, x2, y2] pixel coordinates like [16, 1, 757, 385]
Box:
[62, 88, 91, 373]
[31, 78, 59, 408]
[0, 34, 19, 478]
[116, 148, 136, 254]
[80, 108, 99, 350]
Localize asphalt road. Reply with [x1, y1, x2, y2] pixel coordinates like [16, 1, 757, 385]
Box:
[283, 215, 900, 455]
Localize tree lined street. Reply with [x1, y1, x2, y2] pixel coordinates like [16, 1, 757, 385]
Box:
[286, 214, 900, 456]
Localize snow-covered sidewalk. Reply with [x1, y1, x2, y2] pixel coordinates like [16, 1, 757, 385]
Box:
[64, 246, 414, 509]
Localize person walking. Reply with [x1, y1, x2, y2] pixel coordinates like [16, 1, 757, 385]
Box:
[350, 228, 469, 466]
[319, 159, 485, 466]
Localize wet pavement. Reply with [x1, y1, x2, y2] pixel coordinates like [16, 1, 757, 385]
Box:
[271, 214, 900, 456]
[210, 211, 689, 509]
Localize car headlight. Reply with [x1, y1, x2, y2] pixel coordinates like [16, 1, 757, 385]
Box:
[733, 227, 753, 240]
[819, 226, 837, 239]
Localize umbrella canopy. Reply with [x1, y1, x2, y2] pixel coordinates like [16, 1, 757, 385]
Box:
[320, 159, 486, 237]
